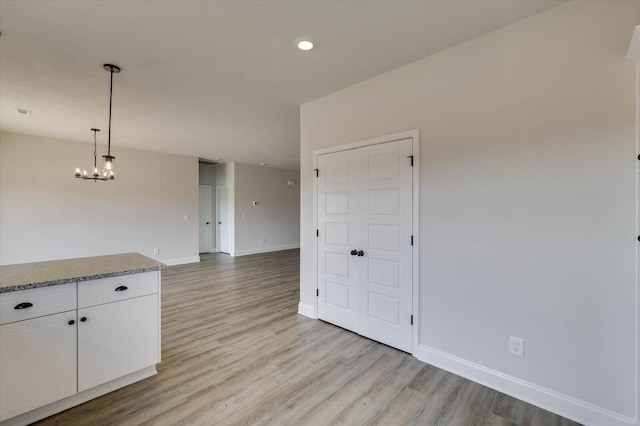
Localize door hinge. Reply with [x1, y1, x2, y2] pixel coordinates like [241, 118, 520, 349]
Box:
[316, 229, 319, 237]
[407, 155, 413, 167]
[316, 289, 319, 297]
[314, 168, 319, 177]
[411, 235, 413, 246]
[410, 314, 414, 325]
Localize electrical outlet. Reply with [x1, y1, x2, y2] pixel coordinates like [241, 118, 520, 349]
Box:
[509, 336, 524, 357]
[153, 248, 160, 255]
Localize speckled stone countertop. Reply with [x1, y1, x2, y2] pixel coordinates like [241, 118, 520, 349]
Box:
[0, 253, 165, 293]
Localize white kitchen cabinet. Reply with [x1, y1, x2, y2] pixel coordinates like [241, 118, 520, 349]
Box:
[0, 311, 77, 421]
[78, 294, 159, 391]
[0, 262, 162, 426]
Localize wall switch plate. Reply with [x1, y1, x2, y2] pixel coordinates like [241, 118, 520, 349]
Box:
[184, 214, 190, 221]
[509, 336, 524, 357]
[153, 248, 160, 255]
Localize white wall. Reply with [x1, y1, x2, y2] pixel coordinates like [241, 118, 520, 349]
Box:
[233, 162, 300, 256]
[300, 1, 638, 425]
[0, 132, 199, 266]
[199, 163, 216, 252]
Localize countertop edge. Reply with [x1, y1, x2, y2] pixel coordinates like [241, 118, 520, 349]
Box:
[0, 265, 165, 293]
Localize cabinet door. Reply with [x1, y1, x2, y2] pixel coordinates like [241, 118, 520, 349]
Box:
[78, 294, 159, 392]
[0, 312, 77, 421]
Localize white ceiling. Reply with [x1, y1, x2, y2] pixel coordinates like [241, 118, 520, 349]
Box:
[0, 0, 565, 170]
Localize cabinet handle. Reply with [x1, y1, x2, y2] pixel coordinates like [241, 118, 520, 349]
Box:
[14, 302, 33, 310]
[115, 286, 128, 292]
[80, 317, 87, 322]
[68, 320, 75, 325]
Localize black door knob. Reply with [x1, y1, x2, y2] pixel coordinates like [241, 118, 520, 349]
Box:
[357, 250, 364, 257]
[80, 317, 87, 322]
[350, 250, 357, 256]
[218, 222, 222, 224]
[68, 320, 75, 325]
[206, 222, 210, 225]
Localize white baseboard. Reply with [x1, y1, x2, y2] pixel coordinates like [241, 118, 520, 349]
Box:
[297, 302, 316, 319]
[416, 345, 636, 426]
[233, 243, 300, 257]
[163, 256, 201, 266]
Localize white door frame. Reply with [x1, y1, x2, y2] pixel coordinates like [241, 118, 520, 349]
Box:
[198, 185, 213, 253]
[312, 129, 420, 355]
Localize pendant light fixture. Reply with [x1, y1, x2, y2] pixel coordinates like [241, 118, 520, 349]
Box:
[74, 64, 121, 181]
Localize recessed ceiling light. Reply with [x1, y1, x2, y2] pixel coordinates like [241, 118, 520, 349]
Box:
[16, 108, 31, 116]
[297, 40, 314, 51]
[259, 162, 268, 167]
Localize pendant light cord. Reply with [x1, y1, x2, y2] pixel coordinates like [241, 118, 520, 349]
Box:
[93, 129, 98, 168]
[107, 66, 113, 157]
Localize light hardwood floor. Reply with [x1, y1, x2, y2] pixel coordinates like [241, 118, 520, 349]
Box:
[36, 250, 580, 426]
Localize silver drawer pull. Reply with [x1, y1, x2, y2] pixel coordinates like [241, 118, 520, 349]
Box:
[14, 302, 33, 310]
[115, 286, 128, 292]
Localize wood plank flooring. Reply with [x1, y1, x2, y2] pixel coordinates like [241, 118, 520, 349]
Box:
[35, 250, 580, 426]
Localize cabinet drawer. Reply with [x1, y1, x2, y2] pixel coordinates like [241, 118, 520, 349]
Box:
[0, 283, 76, 325]
[78, 271, 158, 308]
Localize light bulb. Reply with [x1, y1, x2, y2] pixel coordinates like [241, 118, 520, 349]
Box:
[105, 161, 112, 170]
[92, 168, 99, 177]
[83, 170, 88, 177]
[74, 168, 81, 177]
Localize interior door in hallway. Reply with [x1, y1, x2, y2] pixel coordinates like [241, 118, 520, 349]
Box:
[216, 185, 231, 254]
[199, 185, 212, 253]
[317, 138, 413, 352]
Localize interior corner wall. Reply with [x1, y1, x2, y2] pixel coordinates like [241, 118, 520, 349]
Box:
[300, 1, 638, 424]
[0, 132, 200, 266]
[233, 162, 300, 256]
[199, 163, 217, 251]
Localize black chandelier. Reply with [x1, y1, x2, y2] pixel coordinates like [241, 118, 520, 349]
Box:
[74, 64, 120, 181]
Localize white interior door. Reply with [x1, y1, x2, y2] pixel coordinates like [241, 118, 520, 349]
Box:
[317, 149, 359, 330]
[199, 185, 212, 253]
[216, 185, 231, 254]
[317, 138, 413, 352]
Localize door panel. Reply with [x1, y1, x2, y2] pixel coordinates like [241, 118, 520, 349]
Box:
[317, 138, 413, 352]
[216, 185, 231, 254]
[199, 185, 212, 253]
[360, 139, 413, 352]
[317, 149, 358, 330]
[325, 222, 349, 245]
